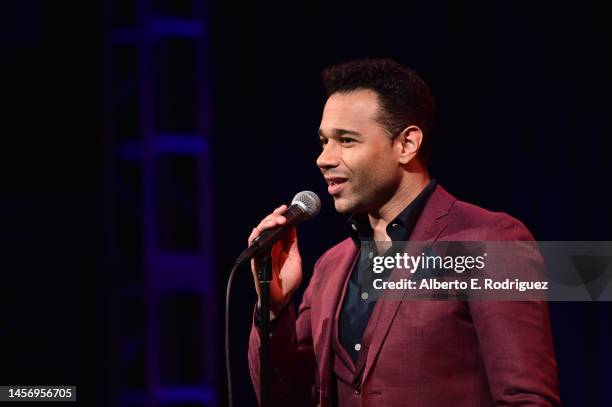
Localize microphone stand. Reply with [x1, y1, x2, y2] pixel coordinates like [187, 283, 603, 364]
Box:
[255, 251, 272, 407]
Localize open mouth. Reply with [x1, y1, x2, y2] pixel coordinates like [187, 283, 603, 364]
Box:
[326, 177, 348, 195]
[328, 178, 347, 186]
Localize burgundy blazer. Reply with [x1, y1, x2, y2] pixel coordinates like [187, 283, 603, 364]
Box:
[248, 185, 561, 406]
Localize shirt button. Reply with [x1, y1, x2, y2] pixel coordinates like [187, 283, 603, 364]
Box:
[361, 292, 369, 300]
[368, 251, 374, 259]
[391, 223, 399, 228]
[351, 223, 357, 231]
[354, 343, 361, 351]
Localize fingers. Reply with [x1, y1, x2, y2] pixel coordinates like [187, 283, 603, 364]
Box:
[247, 204, 288, 245]
[270, 226, 299, 257]
[272, 204, 288, 215]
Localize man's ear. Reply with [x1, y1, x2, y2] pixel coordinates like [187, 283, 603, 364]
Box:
[396, 125, 423, 165]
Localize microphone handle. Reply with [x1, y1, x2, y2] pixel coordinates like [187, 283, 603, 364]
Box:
[236, 204, 306, 265]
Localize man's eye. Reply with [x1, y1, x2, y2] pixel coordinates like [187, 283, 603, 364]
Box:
[340, 137, 355, 145]
[319, 138, 327, 147]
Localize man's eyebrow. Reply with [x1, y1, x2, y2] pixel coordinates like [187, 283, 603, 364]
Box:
[318, 128, 362, 138]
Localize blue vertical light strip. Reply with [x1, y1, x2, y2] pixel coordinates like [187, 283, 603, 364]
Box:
[142, 1, 216, 406]
[107, 0, 216, 404]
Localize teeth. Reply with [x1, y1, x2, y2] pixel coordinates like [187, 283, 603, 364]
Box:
[328, 178, 347, 186]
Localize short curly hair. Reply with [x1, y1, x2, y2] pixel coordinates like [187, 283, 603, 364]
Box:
[322, 59, 435, 166]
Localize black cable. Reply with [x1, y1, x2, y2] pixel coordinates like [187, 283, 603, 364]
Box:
[225, 261, 240, 407]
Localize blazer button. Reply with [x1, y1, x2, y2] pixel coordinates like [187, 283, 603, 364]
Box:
[354, 384, 361, 395]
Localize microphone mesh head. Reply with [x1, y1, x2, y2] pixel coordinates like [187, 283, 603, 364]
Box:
[291, 191, 321, 219]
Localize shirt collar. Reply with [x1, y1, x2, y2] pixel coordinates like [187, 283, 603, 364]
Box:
[347, 179, 437, 245]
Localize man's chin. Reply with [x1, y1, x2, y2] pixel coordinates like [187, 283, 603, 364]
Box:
[332, 196, 354, 214]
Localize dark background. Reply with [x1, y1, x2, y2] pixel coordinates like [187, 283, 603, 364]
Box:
[1, 0, 611, 406]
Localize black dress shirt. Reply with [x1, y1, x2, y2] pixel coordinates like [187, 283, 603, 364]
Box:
[339, 179, 437, 362]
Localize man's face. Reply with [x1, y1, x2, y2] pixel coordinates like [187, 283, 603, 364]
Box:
[317, 89, 403, 214]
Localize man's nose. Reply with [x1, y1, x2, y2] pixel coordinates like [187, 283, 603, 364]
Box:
[316, 143, 340, 169]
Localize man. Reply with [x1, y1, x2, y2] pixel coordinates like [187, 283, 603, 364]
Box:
[247, 59, 560, 406]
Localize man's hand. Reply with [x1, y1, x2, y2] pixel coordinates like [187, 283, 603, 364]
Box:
[248, 205, 302, 317]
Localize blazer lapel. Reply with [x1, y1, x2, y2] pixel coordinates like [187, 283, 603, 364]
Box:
[314, 240, 359, 394]
[360, 185, 456, 383]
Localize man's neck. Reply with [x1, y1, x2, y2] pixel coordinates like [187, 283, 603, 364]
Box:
[368, 172, 431, 241]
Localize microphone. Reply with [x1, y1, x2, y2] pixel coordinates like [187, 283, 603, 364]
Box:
[236, 191, 321, 265]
